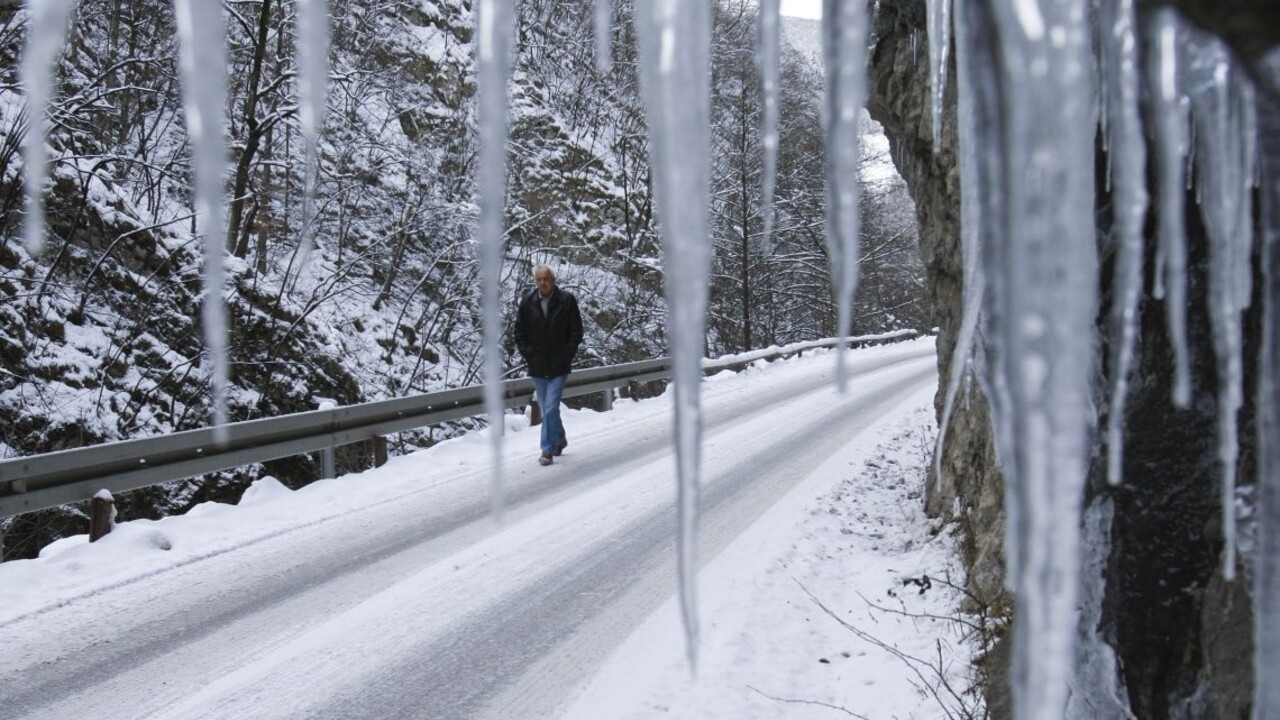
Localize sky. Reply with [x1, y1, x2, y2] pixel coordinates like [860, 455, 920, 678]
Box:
[0, 339, 974, 720]
[781, 0, 822, 19]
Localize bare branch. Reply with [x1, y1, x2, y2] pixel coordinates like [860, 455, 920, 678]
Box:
[746, 686, 871, 720]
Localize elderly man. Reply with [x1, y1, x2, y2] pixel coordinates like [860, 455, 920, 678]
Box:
[513, 265, 584, 466]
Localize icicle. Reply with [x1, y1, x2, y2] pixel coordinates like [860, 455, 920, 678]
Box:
[18, 0, 78, 257]
[822, 0, 868, 391]
[1100, 0, 1148, 486]
[925, 0, 952, 152]
[1254, 58, 1280, 720]
[934, 0, 984, 493]
[1184, 32, 1257, 580]
[296, 0, 330, 264]
[476, 0, 517, 520]
[758, 0, 780, 252]
[594, 0, 612, 76]
[1146, 9, 1192, 407]
[1065, 497, 1134, 720]
[978, 1, 1098, 718]
[174, 0, 231, 441]
[952, 0, 1022, 584]
[634, 0, 712, 671]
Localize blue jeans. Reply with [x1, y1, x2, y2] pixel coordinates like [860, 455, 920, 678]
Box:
[533, 374, 568, 455]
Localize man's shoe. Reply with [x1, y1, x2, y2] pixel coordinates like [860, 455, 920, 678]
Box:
[539, 453, 553, 466]
[553, 441, 567, 457]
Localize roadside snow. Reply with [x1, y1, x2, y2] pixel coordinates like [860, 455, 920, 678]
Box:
[568, 389, 979, 720]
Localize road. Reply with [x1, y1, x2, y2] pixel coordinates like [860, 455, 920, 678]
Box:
[0, 342, 937, 719]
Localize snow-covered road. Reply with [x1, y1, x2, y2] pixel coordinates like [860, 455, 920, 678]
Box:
[0, 341, 938, 719]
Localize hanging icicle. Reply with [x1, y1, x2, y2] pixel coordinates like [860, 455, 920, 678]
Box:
[18, 0, 78, 257]
[822, 0, 868, 392]
[594, 0, 612, 77]
[1255, 63, 1280, 720]
[173, 0, 231, 442]
[975, 0, 1099, 718]
[933, 0, 986, 493]
[1146, 9, 1192, 407]
[1099, 0, 1149, 486]
[296, 0, 330, 264]
[925, 0, 952, 153]
[758, 0, 780, 253]
[476, 0, 517, 520]
[634, 0, 712, 672]
[1186, 32, 1258, 579]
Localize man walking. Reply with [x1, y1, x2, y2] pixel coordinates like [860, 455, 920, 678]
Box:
[514, 265, 584, 466]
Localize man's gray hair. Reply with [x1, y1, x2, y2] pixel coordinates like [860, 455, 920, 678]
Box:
[533, 264, 556, 281]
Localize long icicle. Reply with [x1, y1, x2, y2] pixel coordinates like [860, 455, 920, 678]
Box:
[477, 0, 517, 521]
[956, 1, 1023, 585]
[758, 0, 780, 253]
[933, 0, 985, 493]
[984, 1, 1098, 718]
[174, 0, 231, 442]
[296, 0, 330, 265]
[18, 0, 78, 257]
[1254, 61, 1280, 720]
[925, 0, 952, 153]
[1146, 9, 1192, 407]
[822, 0, 868, 392]
[1101, 0, 1149, 486]
[1185, 32, 1254, 580]
[634, 0, 712, 672]
[594, 0, 612, 77]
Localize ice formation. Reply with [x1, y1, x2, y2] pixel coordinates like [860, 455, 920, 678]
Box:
[173, 0, 231, 440]
[296, 0, 330, 261]
[634, 0, 713, 669]
[821, 0, 868, 391]
[18, 0, 76, 257]
[477, 0, 517, 519]
[758, 0, 780, 249]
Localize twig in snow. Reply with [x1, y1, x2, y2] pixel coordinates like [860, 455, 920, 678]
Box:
[796, 579, 980, 720]
[855, 589, 984, 635]
[746, 685, 871, 719]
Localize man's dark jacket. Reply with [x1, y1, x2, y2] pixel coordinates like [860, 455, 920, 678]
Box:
[514, 287, 584, 378]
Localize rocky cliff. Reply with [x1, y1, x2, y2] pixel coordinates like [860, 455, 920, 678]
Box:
[867, 0, 1276, 716]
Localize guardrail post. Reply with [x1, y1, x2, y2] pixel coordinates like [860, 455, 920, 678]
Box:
[601, 389, 613, 412]
[320, 446, 336, 480]
[89, 490, 115, 542]
[371, 436, 389, 468]
[529, 400, 542, 426]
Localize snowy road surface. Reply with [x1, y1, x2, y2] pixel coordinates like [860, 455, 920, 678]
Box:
[0, 341, 938, 719]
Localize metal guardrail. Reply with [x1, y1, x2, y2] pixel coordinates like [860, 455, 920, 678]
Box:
[0, 331, 918, 518]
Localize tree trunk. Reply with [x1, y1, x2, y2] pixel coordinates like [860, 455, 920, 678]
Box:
[227, 0, 273, 256]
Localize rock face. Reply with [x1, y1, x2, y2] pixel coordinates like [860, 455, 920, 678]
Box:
[867, 0, 1007, 609]
[867, 1, 1273, 717]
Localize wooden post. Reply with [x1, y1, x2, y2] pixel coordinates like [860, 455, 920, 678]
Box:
[530, 400, 542, 426]
[89, 490, 115, 542]
[372, 436, 389, 468]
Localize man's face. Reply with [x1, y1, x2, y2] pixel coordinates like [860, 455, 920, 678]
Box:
[535, 270, 555, 298]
